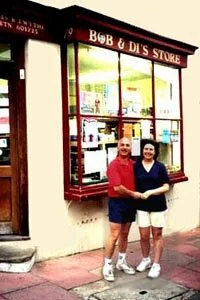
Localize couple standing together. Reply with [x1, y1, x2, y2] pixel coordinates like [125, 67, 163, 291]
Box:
[103, 137, 170, 281]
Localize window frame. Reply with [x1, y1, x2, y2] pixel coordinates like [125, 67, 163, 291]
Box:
[61, 7, 197, 201]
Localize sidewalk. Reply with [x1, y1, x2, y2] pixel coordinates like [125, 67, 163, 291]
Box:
[0, 227, 200, 300]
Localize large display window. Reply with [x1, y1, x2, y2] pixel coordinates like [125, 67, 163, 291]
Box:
[61, 6, 197, 200]
[65, 43, 185, 200]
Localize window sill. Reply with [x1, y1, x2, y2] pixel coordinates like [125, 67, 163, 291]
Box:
[65, 183, 108, 201]
[169, 171, 188, 184]
[65, 171, 188, 201]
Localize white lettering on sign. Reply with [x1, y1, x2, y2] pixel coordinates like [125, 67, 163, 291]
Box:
[142, 45, 149, 56]
[0, 14, 45, 36]
[118, 38, 125, 49]
[88, 29, 182, 65]
[129, 41, 140, 54]
[129, 42, 149, 56]
[153, 48, 181, 64]
[89, 29, 113, 46]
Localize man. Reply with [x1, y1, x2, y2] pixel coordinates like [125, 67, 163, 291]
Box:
[103, 137, 141, 281]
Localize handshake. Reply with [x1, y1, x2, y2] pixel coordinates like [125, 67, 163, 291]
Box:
[132, 190, 153, 200]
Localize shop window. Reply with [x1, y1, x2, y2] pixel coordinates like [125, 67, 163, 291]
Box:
[0, 44, 11, 166]
[121, 54, 153, 118]
[0, 79, 10, 165]
[0, 44, 11, 61]
[64, 42, 187, 200]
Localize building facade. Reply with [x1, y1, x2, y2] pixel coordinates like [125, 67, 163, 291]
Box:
[0, 0, 199, 261]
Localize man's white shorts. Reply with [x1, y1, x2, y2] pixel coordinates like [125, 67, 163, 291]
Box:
[136, 210, 168, 228]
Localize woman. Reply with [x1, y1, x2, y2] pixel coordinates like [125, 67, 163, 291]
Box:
[134, 139, 170, 278]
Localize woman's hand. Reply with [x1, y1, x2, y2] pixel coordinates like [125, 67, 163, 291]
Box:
[140, 184, 169, 199]
[140, 190, 153, 199]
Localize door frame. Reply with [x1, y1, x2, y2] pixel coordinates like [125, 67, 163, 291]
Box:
[0, 38, 28, 238]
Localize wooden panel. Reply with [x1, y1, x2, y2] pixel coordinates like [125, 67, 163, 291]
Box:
[0, 177, 11, 221]
[0, 166, 11, 177]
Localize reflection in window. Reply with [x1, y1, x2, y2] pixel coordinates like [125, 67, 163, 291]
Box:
[155, 64, 180, 119]
[0, 44, 11, 61]
[69, 116, 119, 185]
[67, 44, 76, 114]
[156, 120, 181, 173]
[66, 43, 184, 194]
[0, 79, 10, 165]
[121, 54, 152, 117]
[78, 44, 119, 116]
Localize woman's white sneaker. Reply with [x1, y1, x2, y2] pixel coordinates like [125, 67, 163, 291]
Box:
[136, 257, 151, 272]
[148, 263, 161, 278]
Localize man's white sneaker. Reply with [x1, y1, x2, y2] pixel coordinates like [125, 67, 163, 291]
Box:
[136, 257, 151, 272]
[148, 263, 161, 278]
[102, 263, 115, 281]
[116, 259, 136, 275]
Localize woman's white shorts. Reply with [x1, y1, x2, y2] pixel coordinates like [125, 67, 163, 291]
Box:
[136, 210, 168, 228]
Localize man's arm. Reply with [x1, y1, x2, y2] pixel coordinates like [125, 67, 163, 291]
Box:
[114, 185, 141, 199]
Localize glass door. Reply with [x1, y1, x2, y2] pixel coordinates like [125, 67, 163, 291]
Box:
[0, 61, 19, 234]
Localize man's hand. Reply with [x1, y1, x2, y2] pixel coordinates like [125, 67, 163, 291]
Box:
[140, 190, 153, 199]
[132, 191, 142, 199]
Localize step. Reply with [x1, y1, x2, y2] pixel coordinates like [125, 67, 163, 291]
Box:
[0, 245, 36, 273]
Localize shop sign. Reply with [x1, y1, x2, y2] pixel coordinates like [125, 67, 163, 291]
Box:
[71, 27, 187, 67]
[0, 14, 47, 38]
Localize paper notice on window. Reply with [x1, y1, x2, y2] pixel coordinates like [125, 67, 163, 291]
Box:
[131, 137, 140, 156]
[0, 138, 7, 147]
[141, 120, 151, 139]
[107, 147, 118, 164]
[123, 123, 132, 140]
[0, 108, 9, 134]
[162, 129, 170, 144]
[84, 150, 107, 174]
[134, 123, 141, 137]
[0, 98, 8, 106]
[82, 119, 99, 148]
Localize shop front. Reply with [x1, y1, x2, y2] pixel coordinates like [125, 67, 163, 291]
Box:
[60, 6, 197, 201]
[0, 1, 198, 260]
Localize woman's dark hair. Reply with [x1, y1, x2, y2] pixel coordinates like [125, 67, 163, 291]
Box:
[140, 138, 160, 160]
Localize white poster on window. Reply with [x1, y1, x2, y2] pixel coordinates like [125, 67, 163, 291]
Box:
[107, 147, 118, 164]
[82, 119, 99, 148]
[141, 120, 151, 139]
[131, 137, 141, 156]
[0, 138, 7, 147]
[0, 98, 8, 106]
[84, 150, 107, 174]
[0, 108, 9, 134]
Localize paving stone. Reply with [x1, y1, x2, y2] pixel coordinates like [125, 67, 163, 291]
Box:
[88, 278, 187, 300]
[73, 271, 187, 300]
[0, 272, 46, 294]
[184, 261, 200, 273]
[2, 282, 81, 300]
[161, 249, 196, 266]
[73, 280, 110, 300]
[188, 238, 200, 247]
[33, 264, 101, 289]
[169, 244, 200, 259]
[187, 293, 200, 300]
[163, 266, 200, 290]
[173, 290, 200, 299]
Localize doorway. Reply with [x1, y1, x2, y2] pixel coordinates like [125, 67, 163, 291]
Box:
[0, 41, 28, 238]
